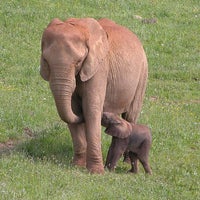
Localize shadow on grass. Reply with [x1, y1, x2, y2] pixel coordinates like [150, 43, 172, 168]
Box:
[0, 125, 131, 174]
[0, 124, 74, 167]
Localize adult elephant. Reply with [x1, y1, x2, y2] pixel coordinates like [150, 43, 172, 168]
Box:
[40, 18, 148, 174]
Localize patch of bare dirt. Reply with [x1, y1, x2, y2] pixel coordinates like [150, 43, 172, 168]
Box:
[0, 127, 35, 154]
[0, 139, 18, 153]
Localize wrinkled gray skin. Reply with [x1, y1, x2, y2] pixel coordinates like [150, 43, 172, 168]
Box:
[102, 112, 152, 174]
[40, 18, 148, 174]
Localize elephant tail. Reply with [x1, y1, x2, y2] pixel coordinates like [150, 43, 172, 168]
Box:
[123, 60, 148, 123]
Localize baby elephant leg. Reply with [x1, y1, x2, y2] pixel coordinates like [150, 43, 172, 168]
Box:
[128, 152, 139, 173]
[139, 158, 152, 174]
[123, 150, 131, 164]
[106, 137, 127, 171]
[105, 143, 114, 168]
[138, 144, 152, 174]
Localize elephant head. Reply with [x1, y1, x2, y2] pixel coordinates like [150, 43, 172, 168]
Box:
[40, 18, 109, 124]
[102, 112, 132, 138]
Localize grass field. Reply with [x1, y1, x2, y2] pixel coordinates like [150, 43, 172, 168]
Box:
[0, 0, 200, 199]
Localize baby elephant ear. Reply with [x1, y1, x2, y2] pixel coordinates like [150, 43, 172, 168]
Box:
[105, 120, 132, 138]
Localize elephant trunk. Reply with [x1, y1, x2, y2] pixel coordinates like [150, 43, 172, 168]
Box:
[50, 73, 82, 124]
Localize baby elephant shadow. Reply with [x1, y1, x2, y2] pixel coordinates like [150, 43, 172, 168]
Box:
[102, 112, 152, 175]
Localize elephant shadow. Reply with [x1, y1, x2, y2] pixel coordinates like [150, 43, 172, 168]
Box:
[0, 125, 131, 173]
[16, 124, 74, 167]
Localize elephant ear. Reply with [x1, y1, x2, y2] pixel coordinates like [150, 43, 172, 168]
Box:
[40, 55, 50, 81]
[47, 18, 63, 27]
[105, 117, 132, 139]
[40, 18, 63, 81]
[75, 18, 109, 82]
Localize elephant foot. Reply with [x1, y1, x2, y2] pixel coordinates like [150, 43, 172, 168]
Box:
[123, 157, 131, 164]
[145, 170, 152, 175]
[104, 165, 115, 172]
[72, 152, 86, 167]
[87, 163, 105, 174]
[127, 169, 138, 174]
[123, 152, 131, 164]
[88, 166, 105, 174]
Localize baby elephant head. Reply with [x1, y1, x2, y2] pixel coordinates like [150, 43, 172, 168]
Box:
[102, 112, 132, 138]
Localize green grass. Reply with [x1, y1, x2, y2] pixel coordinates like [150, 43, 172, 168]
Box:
[0, 0, 199, 199]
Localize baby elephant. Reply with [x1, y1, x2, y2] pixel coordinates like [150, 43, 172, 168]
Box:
[102, 112, 152, 174]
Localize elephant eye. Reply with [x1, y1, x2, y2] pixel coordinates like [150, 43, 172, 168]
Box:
[75, 60, 82, 75]
[77, 59, 82, 65]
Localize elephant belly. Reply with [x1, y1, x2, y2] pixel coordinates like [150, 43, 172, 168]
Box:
[103, 55, 142, 115]
[103, 82, 137, 114]
[103, 97, 130, 114]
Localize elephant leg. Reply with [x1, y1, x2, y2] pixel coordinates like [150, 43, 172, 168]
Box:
[128, 152, 139, 173]
[105, 145, 112, 168]
[122, 66, 148, 123]
[107, 138, 127, 171]
[123, 150, 131, 164]
[105, 138, 116, 168]
[137, 145, 152, 174]
[84, 113, 104, 173]
[81, 92, 104, 173]
[139, 158, 152, 175]
[138, 155, 152, 175]
[68, 123, 87, 167]
[81, 78, 109, 173]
